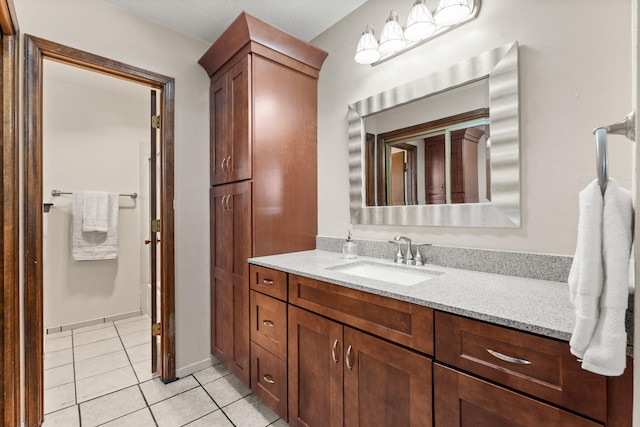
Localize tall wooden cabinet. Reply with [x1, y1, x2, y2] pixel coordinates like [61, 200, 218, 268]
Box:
[199, 13, 327, 386]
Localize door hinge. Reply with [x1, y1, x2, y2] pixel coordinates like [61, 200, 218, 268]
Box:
[152, 323, 161, 336]
[151, 219, 161, 233]
[151, 114, 161, 129]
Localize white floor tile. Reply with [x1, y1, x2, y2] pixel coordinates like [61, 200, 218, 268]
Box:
[269, 419, 290, 427]
[71, 321, 113, 335]
[44, 363, 75, 390]
[115, 318, 150, 336]
[120, 329, 151, 348]
[73, 325, 118, 346]
[223, 394, 279, 427]
[150, 386, 218, 427]
[74, 349, 129, 380]
[203, 373, 252, 408]
[44, 382, 76, 414]
[79, 385, 146, 427]
[42, 405, 80, 427]
[132, 359, 157, 383]
[44, 348, 73, 370]
[125, 342, 151, 364]
[45, 335, 73, 353]
[193, 363, 231, 386]
[140, 375, 199, 405]
[46, 330, 72, 339]
[100, 407, 156, 426]
[74, 337, 123, 361]
[76, 365, 138, 403]
[186, 410, 234, 426]
[115, 314, 150, 325]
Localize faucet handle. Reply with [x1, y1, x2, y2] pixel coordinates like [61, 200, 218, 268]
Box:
[414, 244, 432, 266]
[389, 240, 404, 264]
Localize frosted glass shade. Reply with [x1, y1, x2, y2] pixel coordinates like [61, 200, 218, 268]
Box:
[434, 0, 474, 26]
[354, 25, 381, 65]
[404, 0, 436, 42]
[378, 10, 406, 55]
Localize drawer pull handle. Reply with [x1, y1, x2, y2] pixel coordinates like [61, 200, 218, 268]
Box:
[346, 345, 354, 371]
[262, 279, 274, 286]
[262, 320, 274, 327]
[263, 374, 275, 384]
[332, 339, 339, 364]
[486, 348, 532, 365]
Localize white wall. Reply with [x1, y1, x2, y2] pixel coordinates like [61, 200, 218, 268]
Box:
[313, 0, 633, 256]
[42, 63, 148, 328]
[15, 0, 212, 373]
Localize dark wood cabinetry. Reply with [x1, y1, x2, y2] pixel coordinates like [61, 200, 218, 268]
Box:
[425, 127, 484, 204]
[288, 305, 432, 427]
[210, 182, 251, 382]
[200, 12, 327, 387]
[434, 364, 602, 427]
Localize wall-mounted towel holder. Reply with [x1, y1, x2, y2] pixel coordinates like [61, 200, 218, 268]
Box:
[592, 110, 635, 194]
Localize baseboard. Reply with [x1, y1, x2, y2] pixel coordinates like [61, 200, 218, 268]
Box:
[175, 356, 215, 379]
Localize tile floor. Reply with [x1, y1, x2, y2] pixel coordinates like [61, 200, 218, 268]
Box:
[43, 314, 289, 426]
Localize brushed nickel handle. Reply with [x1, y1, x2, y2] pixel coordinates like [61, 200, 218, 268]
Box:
[263, 374, 275, 384]
[262, 279, 274, 286]
[346, 345, 354, 371]
[331, 339, 339, 364]
[221, 195, 229, 210]
[221, 157, 228, 173]
[262, 320, 274, 327]
[226, 156, 232, 172]
[486, 348, 532, 365]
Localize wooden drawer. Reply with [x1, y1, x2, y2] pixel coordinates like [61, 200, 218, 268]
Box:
[251, 342, 287, 421]
[250, 290, 287, 359]
[250, 265, 288, 301]
[435, 311, 607, 422]
[434, 363, 602, 427]
[289, 274, 433, 355]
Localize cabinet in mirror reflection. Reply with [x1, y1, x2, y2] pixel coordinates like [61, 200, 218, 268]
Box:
[364, 100, 490, 207]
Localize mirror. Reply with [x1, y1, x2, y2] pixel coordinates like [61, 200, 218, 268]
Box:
[348, 41, 520, 227]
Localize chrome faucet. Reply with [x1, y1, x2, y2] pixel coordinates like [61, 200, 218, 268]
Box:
[393, 235, 414, 264]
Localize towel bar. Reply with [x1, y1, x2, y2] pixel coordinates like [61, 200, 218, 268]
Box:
[592, 111, 635, 194]
[51, 189, 138, 199]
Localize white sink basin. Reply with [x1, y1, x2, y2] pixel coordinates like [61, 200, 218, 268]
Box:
[328, 261, 443, 286]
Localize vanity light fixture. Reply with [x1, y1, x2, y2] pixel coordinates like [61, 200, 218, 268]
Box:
[354, 0, 479, 65]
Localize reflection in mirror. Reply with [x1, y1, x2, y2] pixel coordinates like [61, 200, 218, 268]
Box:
[364, 79, 490, 207]
[348, 41, 519, 227]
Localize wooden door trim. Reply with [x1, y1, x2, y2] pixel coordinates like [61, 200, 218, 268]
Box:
[23, 34, 176, 426]
[1, 0, 20, 424]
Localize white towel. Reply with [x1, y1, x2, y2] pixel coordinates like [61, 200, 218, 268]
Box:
[71, 192, 120, 261]
[569, 179, 633, 376]
[82, 191, 109, 232]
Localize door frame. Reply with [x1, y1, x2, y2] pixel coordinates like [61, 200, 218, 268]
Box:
[23, 34, 176, 426]
[0, 0, 20, 425]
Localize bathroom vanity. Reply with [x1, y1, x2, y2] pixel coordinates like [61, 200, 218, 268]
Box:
[248, 250, 632, 426]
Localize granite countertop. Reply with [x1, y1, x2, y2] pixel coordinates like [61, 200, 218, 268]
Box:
[249, 249, 576, 342]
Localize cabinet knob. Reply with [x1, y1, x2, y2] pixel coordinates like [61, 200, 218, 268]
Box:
[263, 374, 275, 384]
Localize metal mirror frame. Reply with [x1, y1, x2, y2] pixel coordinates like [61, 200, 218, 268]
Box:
[348, 41, 520, 228]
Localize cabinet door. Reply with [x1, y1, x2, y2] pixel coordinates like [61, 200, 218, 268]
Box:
[424, 135, 446, 204]
[210, 56, 251, 185]
[343, 327, 432, 427]
[433, 364, 602, 427]
[210, 182, 251, 385]
[288, 306, 343, 427]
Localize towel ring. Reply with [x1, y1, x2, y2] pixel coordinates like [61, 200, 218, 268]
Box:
[592, 110, 636, 194]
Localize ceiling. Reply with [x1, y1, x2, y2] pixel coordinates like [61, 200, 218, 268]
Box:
[100, 0, 368, 43]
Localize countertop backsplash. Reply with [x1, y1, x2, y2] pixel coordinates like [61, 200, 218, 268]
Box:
[316, 236, 574, 282]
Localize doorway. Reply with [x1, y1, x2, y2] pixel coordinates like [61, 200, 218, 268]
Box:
[23, 35, 176, 426]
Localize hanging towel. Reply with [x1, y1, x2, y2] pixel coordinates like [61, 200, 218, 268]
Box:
[569, 179, 633, 376]
[82, 191, 109, 232]
[71, 192, 120, 261]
